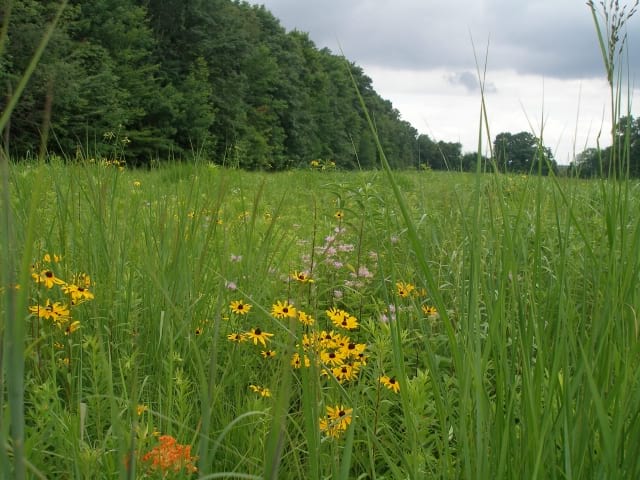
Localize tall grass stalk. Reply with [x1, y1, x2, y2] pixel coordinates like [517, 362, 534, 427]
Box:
[1, 3, 67, 478]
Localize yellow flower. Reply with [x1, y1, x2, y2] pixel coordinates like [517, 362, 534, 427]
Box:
[249, 384, 272, 397]
[261, 350, 276, 359]
[396, 282, 415, 298]
[245, 327, 274, 347]
[320, 349, 346, 366]
[291, 352, 310, 368]
[64, 321, 81, 335]
[297, 310, 315, 326]
[62, 283, 94, 303]
[133, 181, 141, 187]
[271, 300, 296, 319]
[326, 308, 358, 330]
[29, 299, 70, 326]
[230, 300, 252, 315]
[137, 404, 149, 416]
[380, 375, 400, 393]
[319, 405, 353, 438]
[421, 304, 438, 317]
[43, 253, 62, 263]
[332, 363, 359, 382]
[291, 271, 313, 283]
[341, 341, 367, 359]
[227, 332, 245, 343]
[32, 270, 65, 289]
[334, 210, 344, 220]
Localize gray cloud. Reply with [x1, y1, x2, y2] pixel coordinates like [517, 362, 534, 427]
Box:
[250, 0, 640, 80]
[447, 71, 497, 93]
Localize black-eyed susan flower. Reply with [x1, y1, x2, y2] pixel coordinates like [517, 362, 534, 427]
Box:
[331, 363, 358, 383]
[341, 342, 367, 359]
[327, 308, 359, 330]
[396, 282, 415, 298]
[136, 404, 149, 416]
[64, 320, 81, 335]
[245, 327, 274, 347]
[297, 310, 315, 326]
[334, 210, 344, 220]
[227, 332, 245, 343]
[194, 327, 203, 336]
[291, 352, 310, 368]
[43, 253, 62, 263]
[271, 300, 296, 319]
[32, 269, 65, 289]
[261, 350, 276, 359]
[62, 283, 94, 303]
[291, 271, 313, 283]
[230, 300, 252, 315]
[319, 405, 353, 438]
[249, 384, 271, 397]
[380, 375, 400, 393]
[421, 304, 438, 317]
[29, 299, 70, 326]
[320, 349, 346, 367]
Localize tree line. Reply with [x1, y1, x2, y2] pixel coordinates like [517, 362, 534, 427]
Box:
[0, 0, 575, 174]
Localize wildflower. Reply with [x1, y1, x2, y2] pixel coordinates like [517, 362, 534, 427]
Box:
[310, 159, 321, 168]
[62, 283, 94, 303]
[133, 181, 141, 187]
[291, 270, 313, 283]
[43, 253, 62, 263]
[422, 304, 438, 317]
[334, 210, 344, 220]
[271, 300, 296, 319]
[137, 404, 149, 416]
[380, 375, 400, 393]
[319, 405, 353, 438]
[230, 254, 243, 262]
[245, 327, 274, 347]
[64, 321, 81, 335]
[194, 327, 203, 336]
[297, 310, 315, 326]
[332, 363, 359, 382]
[140, 435, 198, 475]
[227, 332, 245, 343]
[327, 308, 358, 330]
[320, 349, 346, 367]
[249, 384, 272, 397]
[230, 300, 252, 315]
[261, 350, 276, 359]
[291, 352, 310, 368]
[225, 280, 237, 290]
[32, 269, 65, 289]
[341, 342, 367, 359]
[29, 299, 70, 326]
[396, 282, 415, 298]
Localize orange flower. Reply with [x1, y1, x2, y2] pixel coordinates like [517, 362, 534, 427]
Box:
[140, 435, 197, 474]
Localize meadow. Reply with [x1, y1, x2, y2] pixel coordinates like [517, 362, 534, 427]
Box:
[2, 157, 640, 479]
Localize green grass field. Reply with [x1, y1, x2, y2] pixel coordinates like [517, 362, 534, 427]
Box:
[2, 159, 640, 478]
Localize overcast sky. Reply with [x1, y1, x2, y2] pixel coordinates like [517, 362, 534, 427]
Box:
[247, 0, 640, 164]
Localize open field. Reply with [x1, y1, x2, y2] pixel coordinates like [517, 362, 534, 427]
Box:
[2, 161, 640, 478]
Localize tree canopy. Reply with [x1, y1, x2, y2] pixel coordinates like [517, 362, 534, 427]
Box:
[1, 0, 568, 174]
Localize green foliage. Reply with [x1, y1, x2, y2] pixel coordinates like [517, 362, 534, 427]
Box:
[493, 131, 557, 174]
[3, 0, 445, 169]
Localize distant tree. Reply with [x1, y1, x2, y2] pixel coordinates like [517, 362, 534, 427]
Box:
[493, 131, 557, 175]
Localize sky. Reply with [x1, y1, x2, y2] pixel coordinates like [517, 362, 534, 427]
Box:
[247, 0, 640, 164]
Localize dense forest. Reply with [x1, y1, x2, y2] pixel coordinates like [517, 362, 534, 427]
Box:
[7, 0, 636, 175]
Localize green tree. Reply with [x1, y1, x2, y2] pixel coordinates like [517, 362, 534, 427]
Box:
[493, 131, 557, 174]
